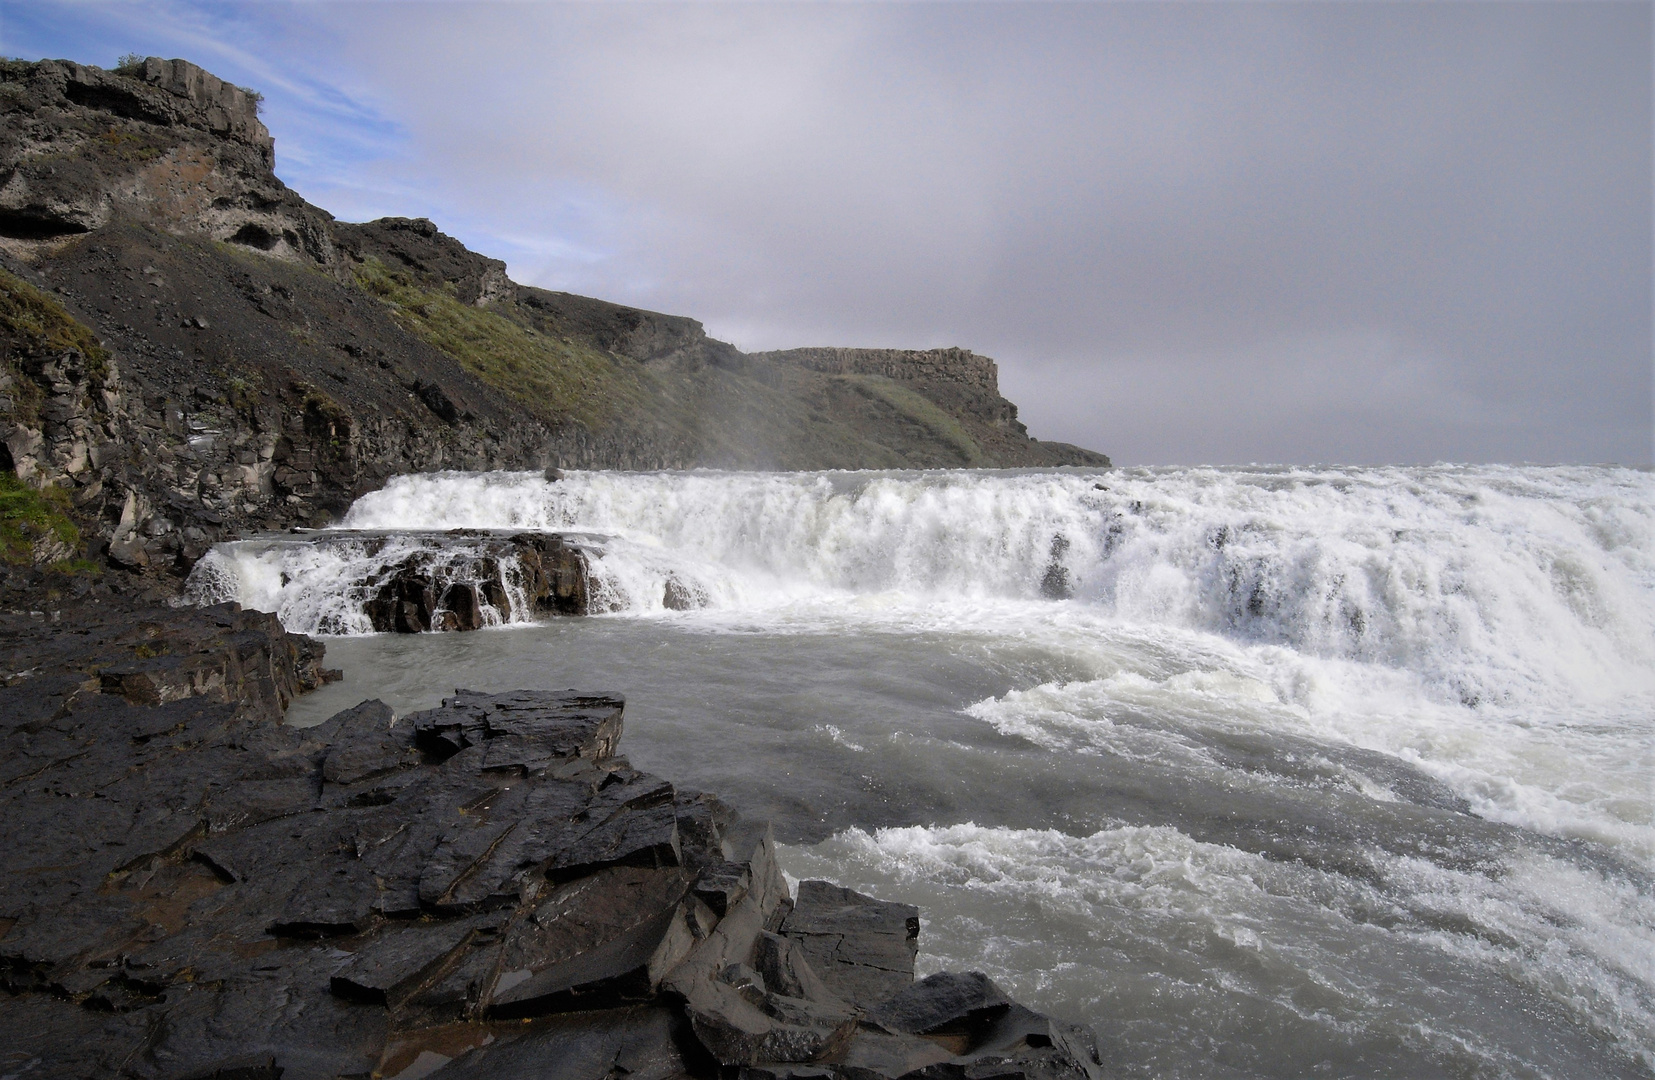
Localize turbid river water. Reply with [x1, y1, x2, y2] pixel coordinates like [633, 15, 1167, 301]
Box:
[189, 465, 1655, 1079]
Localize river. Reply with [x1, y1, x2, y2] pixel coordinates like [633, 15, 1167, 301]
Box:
[188, 465, 1655, 1078]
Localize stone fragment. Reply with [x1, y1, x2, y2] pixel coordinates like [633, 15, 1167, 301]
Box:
[329, 913, 498, 1007]
[662, 831, 857, 1066]
[836, 1025, 955, 1079]
[675, 788, 733, 870]
[694, 860, 751, 918]
[315, 699, 421, 787]
[481, 690, 625, 759]
[426, 1004, 692, 1080]
[852, 975, 1106, 1080]
[418, 783, 535, 914]
[866, 971, 1012, 1041]
[424, 779, 593, 911]
[396, 932, 505, 1024]
[781, 880, 920, 1008]
[409, 705, 482, 759]
[364, 559, 439, 633]
[486, 865, 693, 1018]
[547, 798, 681, 882]
[752, 931, 835, 1002]
[409, 690, 624, 766]
[271, 855, 379, 937]
[202, 776, 319, 834]
[441, 581, 483, 631]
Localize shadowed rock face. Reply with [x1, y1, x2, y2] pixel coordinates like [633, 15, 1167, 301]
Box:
[0, 613, 1103, 1080]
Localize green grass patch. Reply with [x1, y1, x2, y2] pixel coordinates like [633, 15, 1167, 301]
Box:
[350, 258, 646, 430]
[0, 473, 79, 566]
[0, 269, 108, 363]
[843, 375, 985, 465]
[0, 268, 110, 427]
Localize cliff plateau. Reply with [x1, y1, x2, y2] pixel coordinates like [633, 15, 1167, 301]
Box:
[0, 56, 1108, 593]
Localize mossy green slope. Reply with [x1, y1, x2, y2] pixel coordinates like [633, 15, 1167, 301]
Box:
[349, 259, 1022, 470]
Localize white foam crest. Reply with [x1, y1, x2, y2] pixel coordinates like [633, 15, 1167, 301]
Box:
[336, 466, 1655, 707]
[183, 534, 530, 636]
[966, 643, 1655, 863]
[780, 821, 1655, 1071]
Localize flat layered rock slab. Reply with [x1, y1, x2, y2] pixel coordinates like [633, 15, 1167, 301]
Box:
[780, 880, 919, 1009]
[416, 1005, 695, 1080]
[411, 689, 623, 763]
[0, 682, 712, 1077]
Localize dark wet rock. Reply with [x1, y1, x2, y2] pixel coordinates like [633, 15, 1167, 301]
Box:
[856, 973, 1106, 1080]
[510, 532, 597, 616]
[675, 788, 736, 871]
[330, 912, 499, 1007]
[410, 688, 624, 763]
[694, 860, 752, 918]
[781, 881, 919, 1008]
[662, 830, 860, 1067]
[0, 602, 1101, 1078]
[487, 866, 700, 1018]
[545, 772, 683, 882]
[271, 854, 380, 937]
[357, 541, 583, 634]
[867, 971, 1014, 1039]
[1039, 535, 1074, 600]
[365, 557, 440, 632]
[428, 1004, 697, 1080]
[441, 581, 484, 631]
[316, 699, 420, 787]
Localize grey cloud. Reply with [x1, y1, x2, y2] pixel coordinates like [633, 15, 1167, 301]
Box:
[50, 1, 1655, 463]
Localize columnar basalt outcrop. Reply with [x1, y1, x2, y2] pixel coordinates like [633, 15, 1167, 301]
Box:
[756, 347, 1002, 393]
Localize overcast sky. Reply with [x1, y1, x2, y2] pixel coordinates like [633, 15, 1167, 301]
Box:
[6, 2, 1650, 465]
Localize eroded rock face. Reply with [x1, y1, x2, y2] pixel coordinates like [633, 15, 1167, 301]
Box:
[0, 652, 1105, 1080]
[0, 58, 330, 260]
[359, 532, 596, 632]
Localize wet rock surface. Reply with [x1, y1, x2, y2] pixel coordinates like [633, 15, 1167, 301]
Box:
[358, 531, 599, 631]
[0, 631, 1104, 1079]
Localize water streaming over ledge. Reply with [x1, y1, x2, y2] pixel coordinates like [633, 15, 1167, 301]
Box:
[188, 465, 1655, 1075]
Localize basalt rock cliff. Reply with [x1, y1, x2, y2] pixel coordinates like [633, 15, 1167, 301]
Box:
[0, 56, 1107, 593]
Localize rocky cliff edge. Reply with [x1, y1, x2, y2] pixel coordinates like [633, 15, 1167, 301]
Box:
[0, 56, 1108, 598]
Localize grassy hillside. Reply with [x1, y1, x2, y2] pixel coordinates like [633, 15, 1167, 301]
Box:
[347, 256, 1018, 469]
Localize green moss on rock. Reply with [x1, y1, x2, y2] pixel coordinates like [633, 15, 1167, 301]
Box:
[0, 472, 80, 566]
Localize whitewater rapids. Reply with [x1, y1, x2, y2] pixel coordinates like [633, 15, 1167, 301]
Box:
[190, 465, 1655, 1077]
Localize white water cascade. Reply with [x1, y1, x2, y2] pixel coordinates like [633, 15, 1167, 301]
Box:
[197, 465, 1655, 704]
[198, 464, 1655, 1073]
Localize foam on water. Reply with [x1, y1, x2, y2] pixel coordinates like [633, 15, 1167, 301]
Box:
[780, 822, 1655, 1076]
